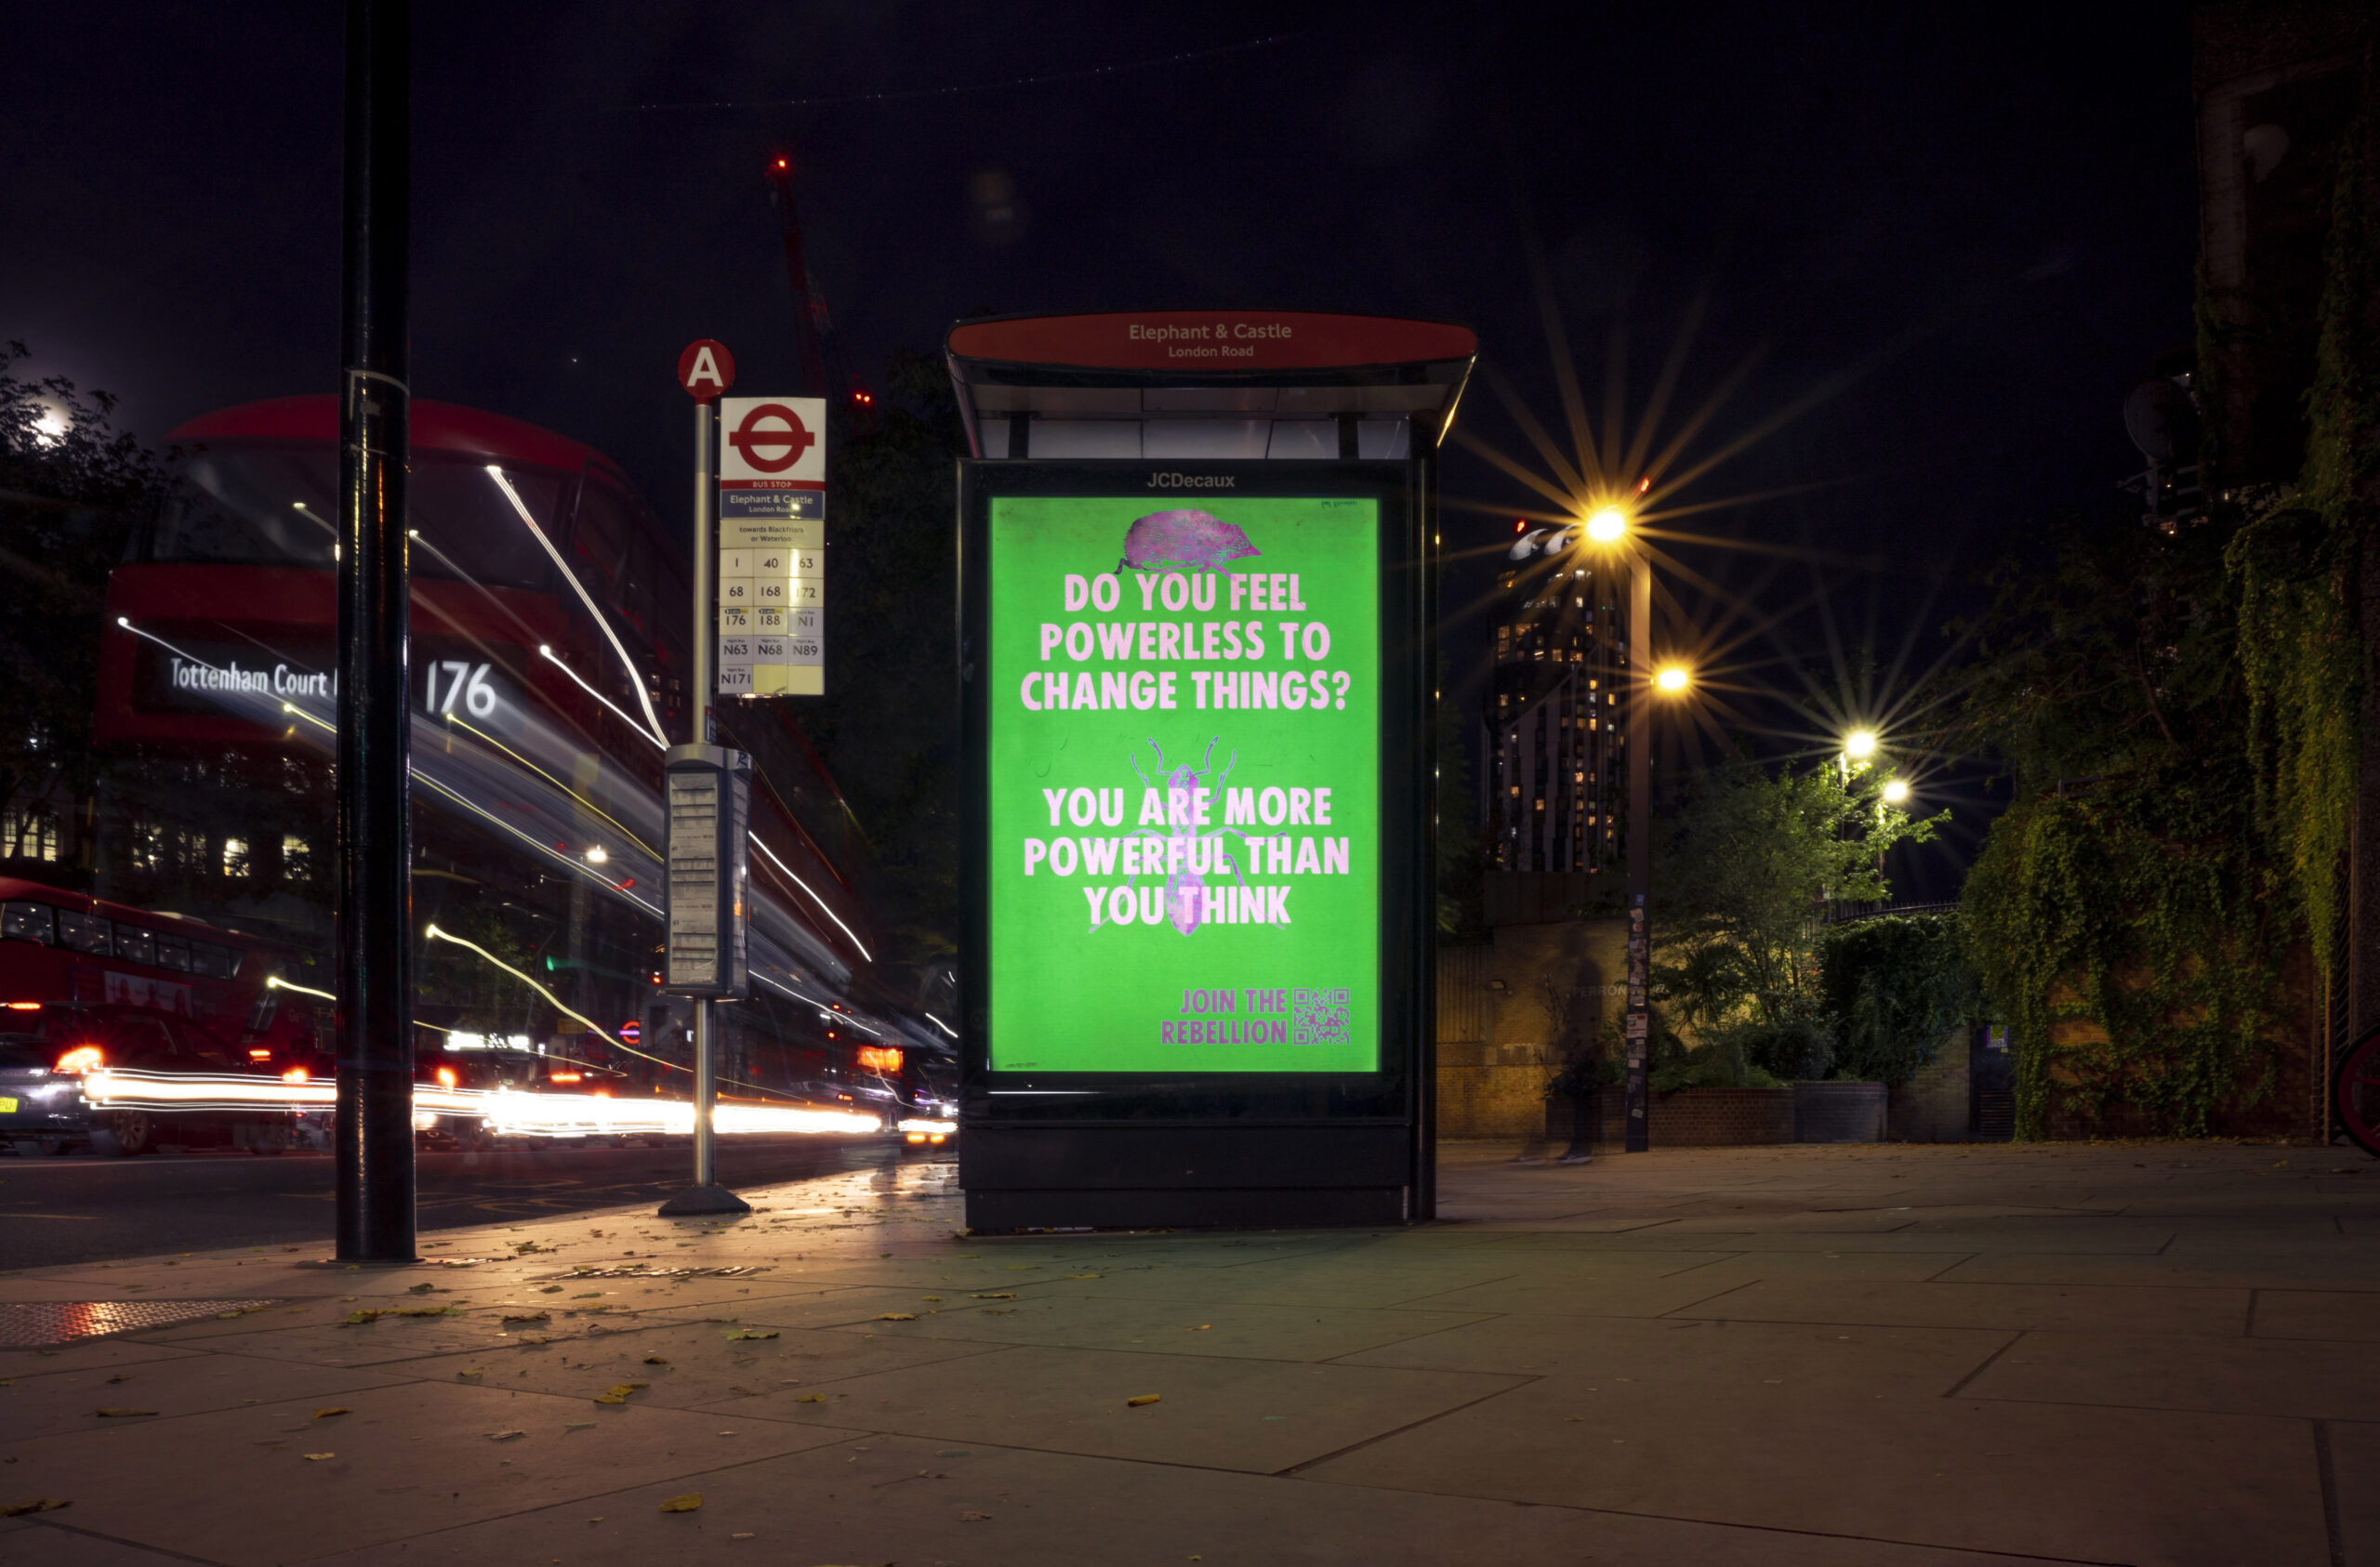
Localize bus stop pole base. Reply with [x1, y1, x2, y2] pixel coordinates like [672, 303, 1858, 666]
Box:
[658, 1184, 753, 1217]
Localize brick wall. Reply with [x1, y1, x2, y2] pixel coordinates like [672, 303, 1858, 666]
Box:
[1548, 1087, 1793, 1148]
[1436, 920, 1627, 1139]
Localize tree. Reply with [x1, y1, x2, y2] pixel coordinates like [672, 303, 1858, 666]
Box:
[1817, 914, 1980, 1086]
[0, 343, 170, 877]
[787, 349, 965, 1001]
[1652, 754, 1940, 1034]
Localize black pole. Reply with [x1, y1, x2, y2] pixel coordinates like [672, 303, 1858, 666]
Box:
[1622, 551, 1650, 1152]
[334, 0, 416, 1262]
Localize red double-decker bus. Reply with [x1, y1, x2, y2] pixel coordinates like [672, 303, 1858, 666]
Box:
[63, 396, 949, 1148]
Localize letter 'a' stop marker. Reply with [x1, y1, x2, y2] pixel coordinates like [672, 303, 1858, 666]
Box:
[678, 339, 736, 404]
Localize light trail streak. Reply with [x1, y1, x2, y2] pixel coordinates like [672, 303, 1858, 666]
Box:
[484, 466, 668, 747]
[74, 1070, 890, 1138]
[423, 924, 624, 1048]
[750, 835, 873, 962]
[265, 976, 337, 1003]
[535, 643, 667, 751]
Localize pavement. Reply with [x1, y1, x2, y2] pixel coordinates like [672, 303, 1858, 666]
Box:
[1, 1138, 2374, 1567]
[0, 1139, 921, 1270]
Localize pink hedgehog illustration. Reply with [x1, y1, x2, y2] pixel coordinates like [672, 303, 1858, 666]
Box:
[1118, 509, 1262, 574]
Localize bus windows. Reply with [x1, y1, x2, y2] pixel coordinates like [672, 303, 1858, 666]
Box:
[192, 942, 237, 980]
[153, 448, 339, 569]
[412, 457, 560, 589]
[1, 901, 55, 945]
[58, 910, 111, 955]
[113, 927, 155, 967]
[154, 934, 192, 973]
[152, 445, 561, 592]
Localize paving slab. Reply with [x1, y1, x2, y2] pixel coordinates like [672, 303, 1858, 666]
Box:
[2252, 1287, 2380, 1342]
[297, 1432, 2081, 1567]
[0, 1379, 855, 1567]
[2322, 1417, 2380, 1567]
[1962, 1328, 2380, 1420]
[831, 1291, 1496, 1363]
[403, 1317, 1002, 1405]
[1669, 1276, 2253, 1336]
[0, 1350, 415, 1441]
[1302, 1375, 2329, 1566]
[686, 1341, 1525, 1472]
[1337, 1310, 2009, 1394]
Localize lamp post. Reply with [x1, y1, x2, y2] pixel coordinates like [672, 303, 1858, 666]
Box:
[1584, 505, 1688, 1155]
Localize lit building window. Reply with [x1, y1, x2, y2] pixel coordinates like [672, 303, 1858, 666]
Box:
[283, 834, 313, 879]
[2, 808, 59, 863]
[222, 836, 251, 876]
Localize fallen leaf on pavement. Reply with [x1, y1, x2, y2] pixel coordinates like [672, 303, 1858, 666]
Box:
[725, 1329, 779, 1340]
[592, 1382, 650, 1405]
[303, 1453, 335, 1461]
[794, 1394, 827, 1403]
[961, 1509, 993, 1521]
[564, 1422, 596, 1431]
[1065, 1273, 1103, 1280]
[344, 1306, 458, 1325]
[539, 1284, 563, 1294]
[1190, 1324, 1211, 1331]
[0, 1499, 69, 1518]
[407, 1283, 437, 1295]
[312, 1408, 350, 1419]
[643, 1355, 670, 1365]
[105, 1375, 130, 1383]
[656, 1494, 703, 1512]
[94, 1408, 157, 1417]
[969, 1292, 1017, 1300]
[873, 1313, 918, 1322]
[1126, 1394, 1161, 1407]
[456, 1369, 483, 1379]
[488, 1429, 528, 1442]
[501, 1311, 550, 1323]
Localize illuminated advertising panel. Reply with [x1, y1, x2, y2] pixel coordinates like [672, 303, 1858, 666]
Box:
[983, 490, 1383, 1075]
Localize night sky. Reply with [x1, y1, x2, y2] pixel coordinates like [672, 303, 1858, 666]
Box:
[7, 3, 2200, 893]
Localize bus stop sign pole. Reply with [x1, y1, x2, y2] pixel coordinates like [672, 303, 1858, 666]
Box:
[661, 340, 753, 1218]
[333, 0, 418, 1263]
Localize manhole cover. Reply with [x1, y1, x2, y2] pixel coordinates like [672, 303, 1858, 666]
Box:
[553, 1265, 773, 1280]
[0, 1299, 283, 1348]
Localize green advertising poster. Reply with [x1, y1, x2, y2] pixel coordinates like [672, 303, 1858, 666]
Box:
[986, 493, 1382, 1073]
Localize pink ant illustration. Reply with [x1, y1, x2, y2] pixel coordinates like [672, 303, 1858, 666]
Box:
[1129, 736, 1267, 934]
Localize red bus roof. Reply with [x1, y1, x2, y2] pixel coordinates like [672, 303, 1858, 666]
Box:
[0, 876, 278, 948]
[169, 397, 605, 476]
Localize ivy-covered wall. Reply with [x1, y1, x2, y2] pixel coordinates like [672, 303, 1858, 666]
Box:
[1960, 97, 2376, 1139]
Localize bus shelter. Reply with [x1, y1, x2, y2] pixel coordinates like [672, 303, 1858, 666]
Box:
[950, 310, 1475, 1229]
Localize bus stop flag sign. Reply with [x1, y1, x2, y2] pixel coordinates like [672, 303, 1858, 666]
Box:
[678, 340, 735, 403]
[717, 395, 826, 698]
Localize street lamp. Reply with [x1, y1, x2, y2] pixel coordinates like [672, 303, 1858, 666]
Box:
[1880, 778, 1910, 806]
[1581, 502, 1658, 1154]
[1839, 727, 1879, 786]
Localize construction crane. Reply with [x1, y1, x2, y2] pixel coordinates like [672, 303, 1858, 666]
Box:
[763, 151, 876, 436]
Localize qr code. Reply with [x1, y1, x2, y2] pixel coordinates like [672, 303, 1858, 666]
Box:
[1293, 988, 1349, 1047]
